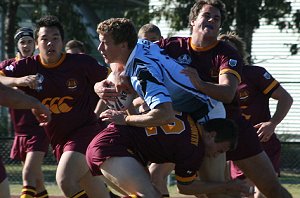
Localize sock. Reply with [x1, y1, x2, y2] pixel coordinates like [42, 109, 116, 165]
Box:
[20, 186, 36, 198]
[35, 190, 49, 198]
[70, 190, 88, 198]
[162, 194, 170, 197]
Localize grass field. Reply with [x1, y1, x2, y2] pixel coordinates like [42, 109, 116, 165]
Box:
[8, 171, 300, 197]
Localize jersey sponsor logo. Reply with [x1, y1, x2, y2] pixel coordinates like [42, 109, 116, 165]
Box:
[263, 72, 271, 80]
[239, 89, 249, 101]
[228, 59, 237, 67]
[42, 96, 73, 114]
[5, 65, 14, 71]
[177, 54, 192, 65]
[66, 78, 78, 90]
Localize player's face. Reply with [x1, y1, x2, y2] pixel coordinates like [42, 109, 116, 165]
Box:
[205, 141, 231, 158]
[36, 26, 63, 64]
[98, 33, 123, 64]
[203, 131, 231, 158]
[190, 4, 221, 41]
[17, 36, 35, 58]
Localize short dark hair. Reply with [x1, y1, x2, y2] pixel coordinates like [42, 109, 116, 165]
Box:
[189, 0, 227, 28]
[138, 24, 161, 38]
[65, 39, 85, 53]
[203, 118, 238, 151]
[97, 18, 137, 50]
[35, 15, 64, 41]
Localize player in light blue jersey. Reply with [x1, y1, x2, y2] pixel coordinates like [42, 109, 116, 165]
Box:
[124, 38, 224, 122]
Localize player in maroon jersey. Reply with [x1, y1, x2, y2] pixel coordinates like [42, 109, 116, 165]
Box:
[86, 112, 256, 197]
[0, 27, 50, 198]
[156, 0, 292, 197]
[0, 16, 110, 198]
[0, 82, 51, 198]
[219, 32, 293, 198]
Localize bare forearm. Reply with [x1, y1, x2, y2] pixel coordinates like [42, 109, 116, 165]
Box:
[0, 83, 40, 109]
[271, 96, 293, 125]
[125, 103, 176, 127]
[0, 75, 19, 87]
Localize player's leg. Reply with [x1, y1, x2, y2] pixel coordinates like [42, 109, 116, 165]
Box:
[234, 151, 292, 198]
[148, 162, 174, 197]
[56, 151, 110, 198]
[101, 156, 161, 197]
[22, 151, 47, 197]
[198, 154, 237, 198]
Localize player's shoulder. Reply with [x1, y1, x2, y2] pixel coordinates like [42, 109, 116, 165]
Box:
[243, 65, 267, 74]
[0, 58, 16, 69]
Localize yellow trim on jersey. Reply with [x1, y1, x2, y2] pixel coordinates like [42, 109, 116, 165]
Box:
[71, 190, 86, 198]
[220, 68, 241, 83]
[176, 174, 197, 183]
[38, 53, 66, 68]
[190, 39, 219, 52]
[263, 80, 279, 95]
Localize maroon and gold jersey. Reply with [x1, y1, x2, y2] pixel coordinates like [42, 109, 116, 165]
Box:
[158, 37, 263, 161]
[238, 65, 279, 125]
[1, 53, 108, 146]
[158, 37, 243, 119]
[0, 57, 45, 136]
[86, 112, 204, 184]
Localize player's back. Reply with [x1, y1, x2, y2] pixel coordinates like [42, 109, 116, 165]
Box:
[126, 39, 220, 120]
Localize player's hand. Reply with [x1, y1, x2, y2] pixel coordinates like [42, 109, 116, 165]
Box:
[94, 79, 119, 101]
[180, 67, 204, 90]
[16, 74, 39, 89]
[100, 109, 127, 125]
[31, 103, 51, 126]
[254, 121, 276, 142]
[115, 75, 135, 95]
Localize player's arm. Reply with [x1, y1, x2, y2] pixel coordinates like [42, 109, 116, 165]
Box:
[0, 73, 39, 89]
[255, 85, 293, 141]
[100, 102, 176, 127]
[181, 67, 238, 103]
[0, 83, 51, 125]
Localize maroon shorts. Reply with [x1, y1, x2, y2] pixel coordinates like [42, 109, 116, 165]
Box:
[226, 116, 263, 161]
[53, 123, 102, 161]
[10, 134, 49, 161]
[86, 124, 139, 176]
[0, 158, 7, 183]
[231, 134, 281, 179]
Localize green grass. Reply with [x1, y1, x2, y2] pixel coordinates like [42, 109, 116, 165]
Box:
[7, 166, 300, 197]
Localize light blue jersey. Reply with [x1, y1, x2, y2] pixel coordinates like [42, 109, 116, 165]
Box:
[125, 39, 223, 120]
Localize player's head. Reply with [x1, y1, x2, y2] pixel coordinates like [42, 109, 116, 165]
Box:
[138, 23, 162, 42]
[96, 18, 137, 64]
[202, 118, 238, 157]
[218, 32, 249, 64]
[35, 15, 64, 41]
[189, 0, 226, 33]
[14, 27, 35, 58]
[35, 15, 64, 64]
[65, 39, 85, 54]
